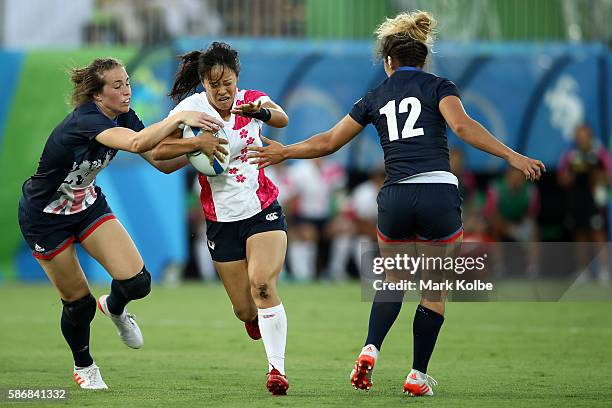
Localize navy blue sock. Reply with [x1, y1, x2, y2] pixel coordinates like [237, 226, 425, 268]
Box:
[106, 269, 151, 315]
[364, 289, 405, 350]
[106, 278, 129, 315]
[60, 295, 95, 368]
[412, 305, 444, 373]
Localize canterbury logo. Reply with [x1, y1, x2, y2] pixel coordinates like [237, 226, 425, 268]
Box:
[262, 314, 276, 319]
[34, 244, 46, 252]
[266, 212, 279, 221]
[207, 240, 215, 250]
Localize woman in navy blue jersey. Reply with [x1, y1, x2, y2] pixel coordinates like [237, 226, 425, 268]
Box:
[248, 11, 544, 396]
[17, 57, 226, 389]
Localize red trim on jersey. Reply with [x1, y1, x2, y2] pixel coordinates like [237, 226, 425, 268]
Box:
[256, 169, 279, 211]
[198, 174, 218, 221]
[50, 198, 69, 214]
[32, 237, 76, 260]
[243, 90, 267, 103]
[233, 90, 268, 130]
[71, 189, 87, 213]
[233, 115, 252, 130]
[79, 214, 117, 242]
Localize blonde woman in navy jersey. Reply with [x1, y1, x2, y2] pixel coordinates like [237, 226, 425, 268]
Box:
[248, 11, 545, 396]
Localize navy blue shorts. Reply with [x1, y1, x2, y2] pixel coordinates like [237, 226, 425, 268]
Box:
[18, 195, 115, 260]
[377, 183, 463, 242]
[205, 201, 287, 262]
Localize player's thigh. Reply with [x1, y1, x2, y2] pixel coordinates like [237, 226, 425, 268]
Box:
[37, 245, 90, 301]
[80, 218, 144, 280]
[214, 260, 255, 316]
[377, 237, 417, 283]
[416, 237, 462, 308]
[246, 230, 287, 284]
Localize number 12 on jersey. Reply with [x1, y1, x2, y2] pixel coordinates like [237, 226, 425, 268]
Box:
[379, 97, 424, 141]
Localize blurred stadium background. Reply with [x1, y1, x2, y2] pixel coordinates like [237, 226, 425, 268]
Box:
[1, 0, 611, 284]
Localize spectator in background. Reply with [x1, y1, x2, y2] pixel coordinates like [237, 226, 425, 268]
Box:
[484, 167, 540, 242]
[558, 124, 611, 283]
[88, 0, 222, 46]
[449, 148, 487, 241]
[484, 167, 540, 278]
[325, 166, 386, 281]
[285, 158, 346, 280]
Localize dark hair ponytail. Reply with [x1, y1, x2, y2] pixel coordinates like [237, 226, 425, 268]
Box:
[168, 50, 203, 103]
[168, 42, 241, 103]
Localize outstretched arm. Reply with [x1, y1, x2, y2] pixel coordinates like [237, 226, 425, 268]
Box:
[95, 111, 224, 154]
[439, 96, 545, 181]
[140, 151, 189, 174]
[247, 115, 363, 169]
[138, 129, 189, 174]
[231, 99, 289, 128]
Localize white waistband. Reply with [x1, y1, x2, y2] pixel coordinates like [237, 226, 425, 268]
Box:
[396, 171, 459, 186]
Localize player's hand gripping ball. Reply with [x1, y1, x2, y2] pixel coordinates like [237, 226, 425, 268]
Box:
[182, 125, 230, 176]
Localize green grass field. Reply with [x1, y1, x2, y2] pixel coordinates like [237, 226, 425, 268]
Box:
[1, 282, 611, 407]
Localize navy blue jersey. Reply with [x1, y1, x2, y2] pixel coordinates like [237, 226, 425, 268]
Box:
[21, 101, 144, 214]
[349, 67, 459, 186]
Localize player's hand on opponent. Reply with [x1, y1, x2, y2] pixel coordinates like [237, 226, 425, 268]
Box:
[179, 111, 224, 131]
[196, 131, 229, 164]
[231, 100, 262, 118]
[247, 136, 286, 169]
[507, 152, 546, 181]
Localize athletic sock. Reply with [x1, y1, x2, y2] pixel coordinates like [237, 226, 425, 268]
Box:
[412, 305, 444, 374]
[106, 277, 129, 315]
[60, 300, 94, 368]
[258, 303, 287, 375]
[364, 288, 405, 350]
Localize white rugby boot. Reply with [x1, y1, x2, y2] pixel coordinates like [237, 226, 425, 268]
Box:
[350, 344, 379, 391]
[97, 295, 143, 349]
[403, 368, 437, 396]
[73, 363, 108, 389]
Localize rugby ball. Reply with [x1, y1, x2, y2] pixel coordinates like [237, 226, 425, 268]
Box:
[182, 125, 230, 176]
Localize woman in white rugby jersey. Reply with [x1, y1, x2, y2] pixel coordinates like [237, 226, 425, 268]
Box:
[151, 42, 291, 395]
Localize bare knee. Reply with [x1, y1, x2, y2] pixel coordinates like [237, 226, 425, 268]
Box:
[57, 278, 90, 302]
[250, 281, 270, 300]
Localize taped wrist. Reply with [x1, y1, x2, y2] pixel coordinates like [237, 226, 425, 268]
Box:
[249, 108, 272, 122]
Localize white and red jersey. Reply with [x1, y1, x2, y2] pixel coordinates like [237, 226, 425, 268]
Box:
[169, 89, 279, 222]
[287, 159, 345, 219]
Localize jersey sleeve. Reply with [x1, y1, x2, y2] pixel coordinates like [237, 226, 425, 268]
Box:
[77, 110, 116, 141]
[168, 96, 196, 117]
[167, 94, 203, 130]
[243, 90, 271, 105]
[348, 94, 371, 127]
[436, 79, 460, 103]
[123, 109, 145, 132]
